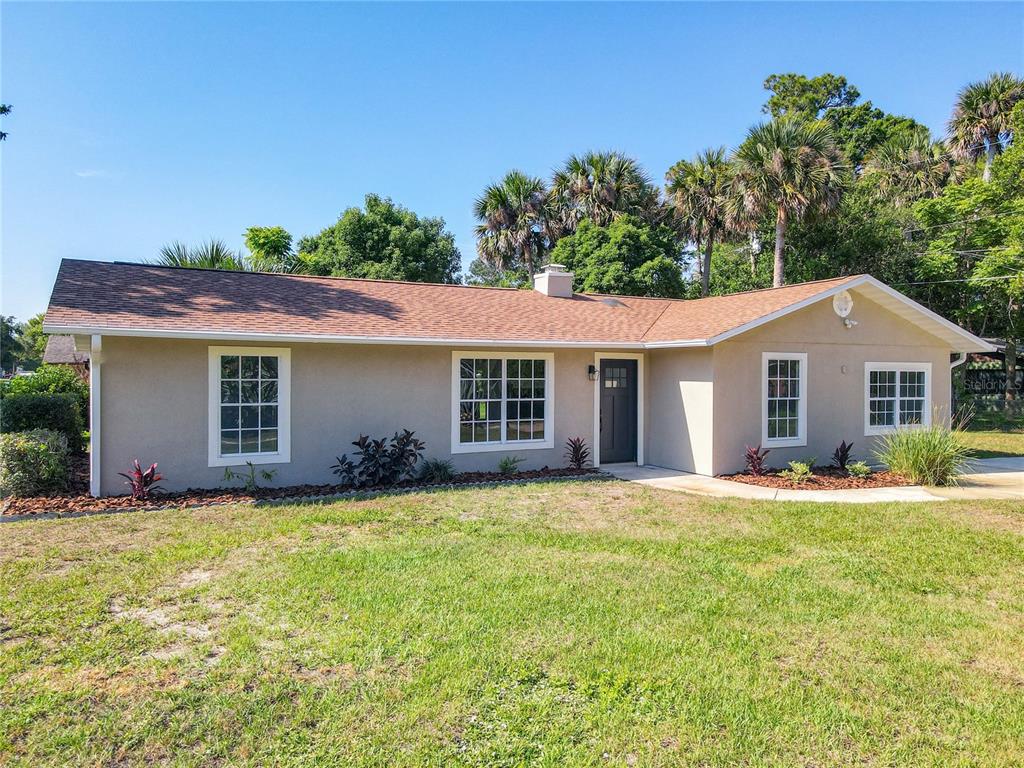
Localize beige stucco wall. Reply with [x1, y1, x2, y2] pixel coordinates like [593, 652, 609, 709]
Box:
[645, 348, 714, 474]
[711, 288, 952, 475]
[97, 338, 613, 494]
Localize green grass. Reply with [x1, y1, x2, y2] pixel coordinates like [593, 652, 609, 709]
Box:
[960, 428, 1024, 459]
[3, 481, 1024, 766]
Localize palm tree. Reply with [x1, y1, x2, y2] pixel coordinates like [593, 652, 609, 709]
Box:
[863, 128, 963, 206]
[948, 72, 1024, 182]
[550, 151, 660, 233]
[666, 147, 732, 296]
[730, 117, 848, 287]
[154, 239, 248, 270]
[473, 171, 551, 277]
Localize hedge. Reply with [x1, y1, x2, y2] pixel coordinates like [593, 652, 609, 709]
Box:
[0, 364, 89, 426]
[0, 429, 70, 497]
[0, 393, 85, 453]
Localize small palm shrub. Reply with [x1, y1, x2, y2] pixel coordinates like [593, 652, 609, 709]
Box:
[418, 458, 455, 484]
[564, 437, 591, 469]
[744, 444, 770, 476]
[779, 459, 813, 483]
[847, 461, 872, 478]
[874, 425, 970, 486]
[332, 430, 426, 488]
[498, 456, 525, 474]
[831, 440, 854, 471]
[0, 430, 70, 497]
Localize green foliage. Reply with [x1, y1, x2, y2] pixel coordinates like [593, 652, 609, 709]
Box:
[0, 429, 69, 497]
[155, 239, 247, 270]
[222, 462, 277, 493]
[464, 258, 529, 288]
[497, 455, 525, 474]
[1, 364, 90, 421]
[417, 458, 456, 484]
[874, 425, 970, 486]
[0, 392, 85, 452]
[244, 226, 295, 273]
[863, 128, 962, 206]
[298, 194, 461, 284]
[847, 461, 872, 479]
[548, 216, 685, 297]
[550, 152, 663, 232]
[948, 72, 1024, 179]
[331, 430, 427, 488]
[762, 73, 860, 118]
[0, 316, 23, 374]
[474, 171, 551, 277]
[779, 459, 814, 483]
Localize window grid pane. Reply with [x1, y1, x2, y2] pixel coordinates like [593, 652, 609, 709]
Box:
[766, 358, 801, 440]
[506, 358, 546, 441]
[459, 358, 502, 444]
[220, 354, 280, 455]
[868, 368, 927, 430]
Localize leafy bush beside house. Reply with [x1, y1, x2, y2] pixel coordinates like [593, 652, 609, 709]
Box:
[0, 364, 89, 425]
[0, 430, 70, 497]
[0, 393, 85, 453]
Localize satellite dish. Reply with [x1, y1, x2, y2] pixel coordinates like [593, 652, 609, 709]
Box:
[833, 290, 854, 318]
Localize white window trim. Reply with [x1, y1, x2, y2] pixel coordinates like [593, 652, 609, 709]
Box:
[864, 362, 932, 436]
[592, 352, 645, 468]
[761, 352, 808, 449]
[450, 351, 554, 454]
[208, 346, 292, 467]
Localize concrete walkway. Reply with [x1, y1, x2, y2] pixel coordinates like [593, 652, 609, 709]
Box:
[603, 457, 1024, 503]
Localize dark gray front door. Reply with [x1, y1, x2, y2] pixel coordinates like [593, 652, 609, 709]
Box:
[600, 359, 637, 463]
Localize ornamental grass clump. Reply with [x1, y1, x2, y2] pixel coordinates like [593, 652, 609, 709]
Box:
[874, 425, 970, 486]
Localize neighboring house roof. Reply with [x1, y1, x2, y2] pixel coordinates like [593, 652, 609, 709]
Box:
[42, 334, 90, 365]
[43, 259, 993, 352]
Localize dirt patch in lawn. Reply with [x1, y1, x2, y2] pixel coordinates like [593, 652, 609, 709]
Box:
[2, 467, 603, 518]
[721, 467, 913, 490]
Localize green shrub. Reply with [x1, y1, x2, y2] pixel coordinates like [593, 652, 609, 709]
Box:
[418, 458, 456, 484]
[0, 393, 85, 452]
[874, 425, 970, 486]
[0, 430, 70, 497]
[0, 365, 89, 424]
[498, 456, 525, 475]
[779, 460, 813, 483]
[847, 461, 872, 478]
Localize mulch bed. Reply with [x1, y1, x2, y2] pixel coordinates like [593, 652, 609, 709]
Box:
[2, 467, 604, 518]
[720, 466, 912, 490]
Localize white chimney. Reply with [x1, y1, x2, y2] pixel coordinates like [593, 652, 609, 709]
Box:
[533, 263, 574, 298]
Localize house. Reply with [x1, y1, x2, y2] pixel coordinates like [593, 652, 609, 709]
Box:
[43, 259, 992, 497]
[42, 334, 91, 380]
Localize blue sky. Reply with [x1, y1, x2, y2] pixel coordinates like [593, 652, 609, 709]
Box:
[2, 2, 1021, 321]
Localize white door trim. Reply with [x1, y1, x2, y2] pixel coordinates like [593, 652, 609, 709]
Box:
[593, 352, 644, 468]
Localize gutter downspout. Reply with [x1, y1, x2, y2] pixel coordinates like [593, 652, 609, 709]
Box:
[89, 335, 102, 497]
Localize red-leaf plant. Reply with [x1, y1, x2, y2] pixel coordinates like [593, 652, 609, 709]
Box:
[118, 459, 164, 500]
[744, 444, 771, 476]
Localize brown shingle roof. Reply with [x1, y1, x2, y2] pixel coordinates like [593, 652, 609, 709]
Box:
[44, 259, 862, 346]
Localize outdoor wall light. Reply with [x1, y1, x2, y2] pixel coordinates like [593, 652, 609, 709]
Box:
[587, 364, 598, 381]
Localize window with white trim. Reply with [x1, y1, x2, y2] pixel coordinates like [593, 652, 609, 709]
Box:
[762, 352, 807, 447]
[865, 363, 931, 435]
[208, 347, 291, 466]
[452, 353, 553, 452]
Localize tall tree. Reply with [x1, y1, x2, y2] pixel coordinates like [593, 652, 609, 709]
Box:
[550, 151, 662, 233]
[298, 194, 461, 283]
[0, 316, 24, 374]
[948, 72, 1024, 182]
[762, 73, 859, 118]
[731, 117, 848, 287]
[154, 239, 247, 270]
[244, 226, 295, 272]
[666, 147, 732, 296]
[548, 216, 685, 298]
[473, 171, 551, 277]
[15, 313, 48, 371]
[863, 128, 963, 206]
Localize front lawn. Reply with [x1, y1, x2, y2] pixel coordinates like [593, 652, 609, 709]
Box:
[960, 428, 1024, 458]
[3, 482, 1023, 766]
